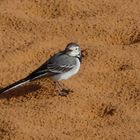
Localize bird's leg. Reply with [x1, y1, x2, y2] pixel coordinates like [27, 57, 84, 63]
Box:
[54, 81, 73, 96]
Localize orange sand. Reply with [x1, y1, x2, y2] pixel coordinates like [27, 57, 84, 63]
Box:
[0, 0, 140, 139]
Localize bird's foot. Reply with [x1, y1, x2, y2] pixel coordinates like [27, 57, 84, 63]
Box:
[54, 81, 73, 96]
[59, 88, 73, 96]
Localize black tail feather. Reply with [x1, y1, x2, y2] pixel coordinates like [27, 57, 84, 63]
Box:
[0, 78, 30, 94]
[0, 67, 50, 94]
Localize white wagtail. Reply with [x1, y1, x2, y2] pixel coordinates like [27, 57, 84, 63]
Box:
[0, 43, 82, 95]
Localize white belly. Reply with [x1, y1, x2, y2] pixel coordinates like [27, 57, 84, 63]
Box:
[52, 58, 80, 81]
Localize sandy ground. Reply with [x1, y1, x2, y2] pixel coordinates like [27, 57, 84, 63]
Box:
[0, 0, 140, 140]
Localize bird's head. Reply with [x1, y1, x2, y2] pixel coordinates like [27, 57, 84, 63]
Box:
[64, 42, 81, 61]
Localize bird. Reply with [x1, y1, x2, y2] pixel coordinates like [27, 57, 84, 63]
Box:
[0, 42, 82, 95]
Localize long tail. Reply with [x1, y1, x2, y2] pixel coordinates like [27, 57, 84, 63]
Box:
[0, 78, 30, 94]
[0, 65, 51, 94]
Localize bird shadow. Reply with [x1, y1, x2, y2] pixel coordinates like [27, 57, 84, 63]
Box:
[0, 83, 42, 100]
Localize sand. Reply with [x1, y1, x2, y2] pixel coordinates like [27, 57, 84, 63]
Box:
[0, 0, 140, 140]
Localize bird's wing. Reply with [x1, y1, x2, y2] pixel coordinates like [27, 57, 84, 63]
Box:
[46, 53, 76, 73]
[47, 63, 75, 73]
[26, 62, 75, 81]
[26, 53, 76, 81]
